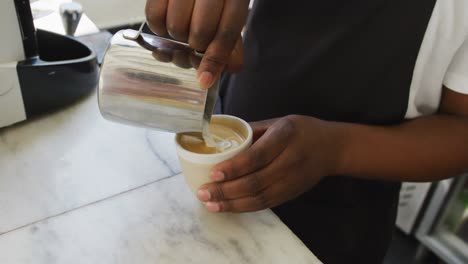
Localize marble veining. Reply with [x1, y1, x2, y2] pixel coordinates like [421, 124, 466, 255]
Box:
[145, 130, 181, 175]
[0, 93, 176, 233]
[0, 175, 321, 264]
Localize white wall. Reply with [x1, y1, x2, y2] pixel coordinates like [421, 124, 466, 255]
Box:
[78, 0, 146, 29]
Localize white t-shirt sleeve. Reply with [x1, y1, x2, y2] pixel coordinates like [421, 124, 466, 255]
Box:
[443, 38, 468, 94]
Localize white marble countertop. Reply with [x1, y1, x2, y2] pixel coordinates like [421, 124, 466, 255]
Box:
[0, 92, 321, 264]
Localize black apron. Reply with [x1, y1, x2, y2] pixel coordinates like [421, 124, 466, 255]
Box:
[217, 0, 436, 263]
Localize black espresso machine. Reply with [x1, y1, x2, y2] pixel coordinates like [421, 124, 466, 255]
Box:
[0, 0, 99, 128]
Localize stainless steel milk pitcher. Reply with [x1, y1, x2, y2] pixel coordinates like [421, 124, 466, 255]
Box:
[98, 23, 219, 135]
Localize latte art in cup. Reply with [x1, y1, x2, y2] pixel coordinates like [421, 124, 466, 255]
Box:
[177, 124, 245, 154]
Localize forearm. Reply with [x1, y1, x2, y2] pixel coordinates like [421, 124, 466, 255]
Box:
[335, 114, 468, 182]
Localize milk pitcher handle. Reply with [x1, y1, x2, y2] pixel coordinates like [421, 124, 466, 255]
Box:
[122, 21, 204, 57]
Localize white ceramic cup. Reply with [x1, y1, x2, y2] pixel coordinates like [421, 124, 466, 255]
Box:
[175, 115, 253, 195]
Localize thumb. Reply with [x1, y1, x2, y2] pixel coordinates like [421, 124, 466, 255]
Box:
[225, 36, 244, 73]
[198, 36, 243, 88]
[197, 48, 230, 89]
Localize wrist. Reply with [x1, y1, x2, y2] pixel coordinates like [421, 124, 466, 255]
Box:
[323, 120, 356, 177]
[294, 115, 359, 177]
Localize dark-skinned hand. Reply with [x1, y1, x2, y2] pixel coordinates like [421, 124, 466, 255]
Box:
[145, 0, 249, 88]
[196, 115, 346, 213]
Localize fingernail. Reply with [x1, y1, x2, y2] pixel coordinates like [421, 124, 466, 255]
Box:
[198, 71, 213, 89]
[211, 171, 225, 182]
[205, 202, 220, 212]
[197, 189, 211, 202]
